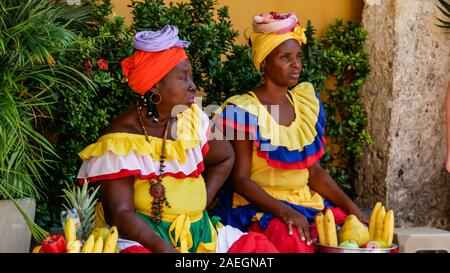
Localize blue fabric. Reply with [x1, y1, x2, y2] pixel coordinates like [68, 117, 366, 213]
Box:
[212, 183, 335, 232]
[217, 92, 326, 166]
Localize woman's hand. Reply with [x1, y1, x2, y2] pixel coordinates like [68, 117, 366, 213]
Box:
[280, 207, 312, 245]
[346, 203, 370, 225]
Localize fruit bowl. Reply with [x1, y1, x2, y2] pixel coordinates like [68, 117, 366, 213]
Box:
[314, 242, 398, 253]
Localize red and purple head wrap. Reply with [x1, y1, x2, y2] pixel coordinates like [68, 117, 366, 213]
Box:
[121, 25, 190, 95]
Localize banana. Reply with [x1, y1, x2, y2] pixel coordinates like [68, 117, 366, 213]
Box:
[375, 206, 386, 241]
[92, 236, 104, 253]
[368, 202, 382, 240]
[315, 212, 326, 245]
[91, 226, 110, 242]
[81, 234, 95, 253]
[324, 208, 338, 247]
[381, 209, 394, 248]
[102, 226, 119, 253]
[65, 217, 77, 244]
[66, 240, 81, 253]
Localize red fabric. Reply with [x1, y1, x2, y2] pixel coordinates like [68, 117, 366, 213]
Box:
[248, 206, 348, 253]
[227, 231, 279, 253]
[121, 47, 188, 95]
[120, 245, 152, 253]
[78, 159, 206, 185]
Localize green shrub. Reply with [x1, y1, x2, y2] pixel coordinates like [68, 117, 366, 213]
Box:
[306, 19, 373, 197]
[38, 0, 134, 230]
[130, 0, 260, 105]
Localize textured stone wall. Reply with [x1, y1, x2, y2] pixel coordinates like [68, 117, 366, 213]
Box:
[356, 0, 450, 229]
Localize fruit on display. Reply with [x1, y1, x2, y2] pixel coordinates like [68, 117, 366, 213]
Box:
[315, 212, 326, 245]
[368, 202, 381, 240]
[337, 215, 369, 247]
[62, 182, 99, 239]
[363, 241, 381, 249]
[91, 226, 111, 242]
[315, 208, 338, 247]
[66, 240, 82, 253]
[314, 202, 395, 251]
[34, 220, 119, 253]
[103, 226, 119, 253]
[338, 240, 359, 248]
[41, 234, 66, 253]
[368, 202, 395, 248]
[81, 234, 95, 253]
[93, 236, 104, 253]
[65, 217, 77, 245]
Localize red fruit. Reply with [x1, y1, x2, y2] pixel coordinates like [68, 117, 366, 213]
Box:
[365, 241, 381, 249]
[41, 234, 66, 253]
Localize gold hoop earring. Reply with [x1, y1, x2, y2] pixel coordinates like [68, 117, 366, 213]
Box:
[150, 93, 162, 104]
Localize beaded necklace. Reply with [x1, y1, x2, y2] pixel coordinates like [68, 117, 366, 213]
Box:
[136, 101, 171, 223]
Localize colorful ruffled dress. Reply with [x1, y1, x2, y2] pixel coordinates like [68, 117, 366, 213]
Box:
[77, 105, 222, 253]
[213, 82, 347, 251]
[77, 105, 280, 253]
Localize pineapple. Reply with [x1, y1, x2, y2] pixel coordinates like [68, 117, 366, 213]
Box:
[62, 180, 99, 240]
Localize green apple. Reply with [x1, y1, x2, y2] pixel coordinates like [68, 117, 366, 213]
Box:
[339, 240, 359, 248]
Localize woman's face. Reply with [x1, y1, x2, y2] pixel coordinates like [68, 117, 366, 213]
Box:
[262, 39, 302, 88]
[156, 59, 196, 110]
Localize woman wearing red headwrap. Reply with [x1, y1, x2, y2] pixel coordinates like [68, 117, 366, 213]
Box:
[77, 25, 277, 253]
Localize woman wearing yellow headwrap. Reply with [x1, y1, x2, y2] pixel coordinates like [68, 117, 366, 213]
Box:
[214, 12, 368, 253]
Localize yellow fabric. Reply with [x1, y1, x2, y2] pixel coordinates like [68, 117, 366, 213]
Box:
[79, 104, 204, 162]
[221, 82, 321, 151]
[169, 214, 193, 253]
[134, 176, 206, 222]
[250, 25, 307, 71]
[166, 213, 217, 253]
[232, 144, 324, 210]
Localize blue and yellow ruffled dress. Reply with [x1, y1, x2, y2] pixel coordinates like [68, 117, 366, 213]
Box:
[214, 82, 329, 231]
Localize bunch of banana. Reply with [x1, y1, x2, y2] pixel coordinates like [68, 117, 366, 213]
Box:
[80, 226, 119, 253]
[368, 202, 394, 248]
[315, 208, 338, 247]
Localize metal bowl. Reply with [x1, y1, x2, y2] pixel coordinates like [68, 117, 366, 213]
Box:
[314, 242, 398, 253]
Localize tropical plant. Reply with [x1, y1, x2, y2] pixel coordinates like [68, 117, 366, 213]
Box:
[0, 0, 94, 242]
[36, 0, 134, 231]
[436, 0, 450, 30]
[62, 181, 99, 240]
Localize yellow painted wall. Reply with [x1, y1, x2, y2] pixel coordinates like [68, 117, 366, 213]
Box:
[112, 0, 363, 44]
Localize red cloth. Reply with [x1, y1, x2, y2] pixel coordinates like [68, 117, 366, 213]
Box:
[227, 231, 279, 253]
[120, 245, 152, 253]
[119, 232, 279, 253]
[121, 47, 188, 95]
[248, 206, 348, 253]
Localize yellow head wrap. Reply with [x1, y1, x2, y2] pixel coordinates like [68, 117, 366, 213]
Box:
[250, 12, 307, 71]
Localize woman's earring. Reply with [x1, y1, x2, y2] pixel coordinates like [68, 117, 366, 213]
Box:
[260, 69, 265, 85]
[150, 93, 162, 105]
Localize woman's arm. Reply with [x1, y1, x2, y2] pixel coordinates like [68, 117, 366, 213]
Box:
[99, 176, 178, 253]
[308, 161, 369, 224]
[231, 139, 312, 243]
[203, 139, 235, 207]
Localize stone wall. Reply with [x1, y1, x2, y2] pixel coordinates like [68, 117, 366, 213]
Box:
[355, 0, 450, 229]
